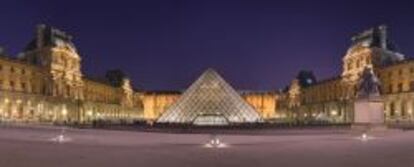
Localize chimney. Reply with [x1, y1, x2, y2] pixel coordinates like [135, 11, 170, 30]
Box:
[378, 25, 387, 49]
[36, 24, 46, 49]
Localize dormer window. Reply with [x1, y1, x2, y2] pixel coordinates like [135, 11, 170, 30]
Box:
[347, 62, 352, 71]
[21, 82, 26, 92]
[398, 83, 403, 92]
[365, 56, 370, 64]
[356, 59, 361, 68]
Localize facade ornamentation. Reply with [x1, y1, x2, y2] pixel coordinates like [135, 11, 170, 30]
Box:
[0, 24, 413, 125]
[0, 25, 142, 124]
[357, 67, 381, 99]
[278, 25, 414, 124]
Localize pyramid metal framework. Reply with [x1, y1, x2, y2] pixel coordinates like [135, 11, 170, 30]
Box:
[157, 69, 262, 125]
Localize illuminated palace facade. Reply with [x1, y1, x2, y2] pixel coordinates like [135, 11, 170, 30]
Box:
[0, 25, 276, 124]
[0, 24, 412, 125]
[281, 25, 413, 124]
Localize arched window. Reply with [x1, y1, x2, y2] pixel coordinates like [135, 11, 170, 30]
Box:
[347, 61, 352, 71]
[365, 56, 370, 64]
[66, 85, 71, 97]
[401, 101, 407, 117]
[356, 59, 361, 68]
[21, 82, 26, 92]
[398, 83, 403, 92]
[9, 81, 15, 90]
[390, 102, 396, 117]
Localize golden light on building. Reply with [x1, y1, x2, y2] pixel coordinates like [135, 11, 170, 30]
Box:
[87, 110, 93, 117]
[330, 110, 338, 116]
[62, 108, 68, 116]
[0, 24, 413, 125]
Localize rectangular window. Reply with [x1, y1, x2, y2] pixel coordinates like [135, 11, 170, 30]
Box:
[21, 82, 26, 92]
[10, 81, 15, 90]
[389, 84, 393, 93]
[347, 62, 352, 71]
[398, 83, 403, 92]
[390, 102, 395, 117]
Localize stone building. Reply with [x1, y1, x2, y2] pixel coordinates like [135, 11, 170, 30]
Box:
[0, 25, 279, 125]
[2, 24, 412, 125]
[0, 25, 141, 124]
[281, 25, 414, 124]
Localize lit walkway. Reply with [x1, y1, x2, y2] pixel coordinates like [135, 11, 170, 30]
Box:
[0, 125, 413, 167]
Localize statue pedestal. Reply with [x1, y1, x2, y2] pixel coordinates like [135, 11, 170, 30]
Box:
[353, 97, 386, 131]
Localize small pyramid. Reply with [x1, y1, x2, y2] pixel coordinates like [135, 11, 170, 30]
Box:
[157, 69, 262, 125]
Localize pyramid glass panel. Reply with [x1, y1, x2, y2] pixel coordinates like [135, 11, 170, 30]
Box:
[157, 69, 262, 125]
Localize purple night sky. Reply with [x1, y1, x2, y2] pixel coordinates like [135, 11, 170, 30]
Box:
[0, 0, 413, 91]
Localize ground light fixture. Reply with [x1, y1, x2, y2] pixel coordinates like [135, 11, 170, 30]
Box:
[204, 134, 229, 148]
[354, 132, 376, 142]
[50, 127, 71, 143]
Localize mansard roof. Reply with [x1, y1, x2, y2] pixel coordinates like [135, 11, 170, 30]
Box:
[347, 25, 404, 64]
[24, 24, 77, 52]
[83, 76, 115, 87]
[142, 90, 183, 94]
[0, 54, 43, 69]
[239, 90, 280, 95]
[300, 76, 341, 90]
[378, 57, 414, 69]
[350, 25, 396, 51]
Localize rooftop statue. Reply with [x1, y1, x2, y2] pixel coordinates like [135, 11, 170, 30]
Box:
[357, 67, 381, 99]
[24, 24, 77, 52]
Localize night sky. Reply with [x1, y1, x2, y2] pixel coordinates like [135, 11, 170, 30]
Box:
[1, 0, 414, 91]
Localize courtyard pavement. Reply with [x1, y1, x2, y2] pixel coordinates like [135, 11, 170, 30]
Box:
[0, 124, 413, 167]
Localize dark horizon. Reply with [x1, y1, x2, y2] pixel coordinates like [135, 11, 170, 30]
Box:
[1, 0, 414, 91]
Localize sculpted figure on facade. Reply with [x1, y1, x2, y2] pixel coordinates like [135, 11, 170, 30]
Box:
[357, 67, 381, 99]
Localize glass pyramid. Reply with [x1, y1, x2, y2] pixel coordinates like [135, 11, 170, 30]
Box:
[157, 69, 262, 125]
